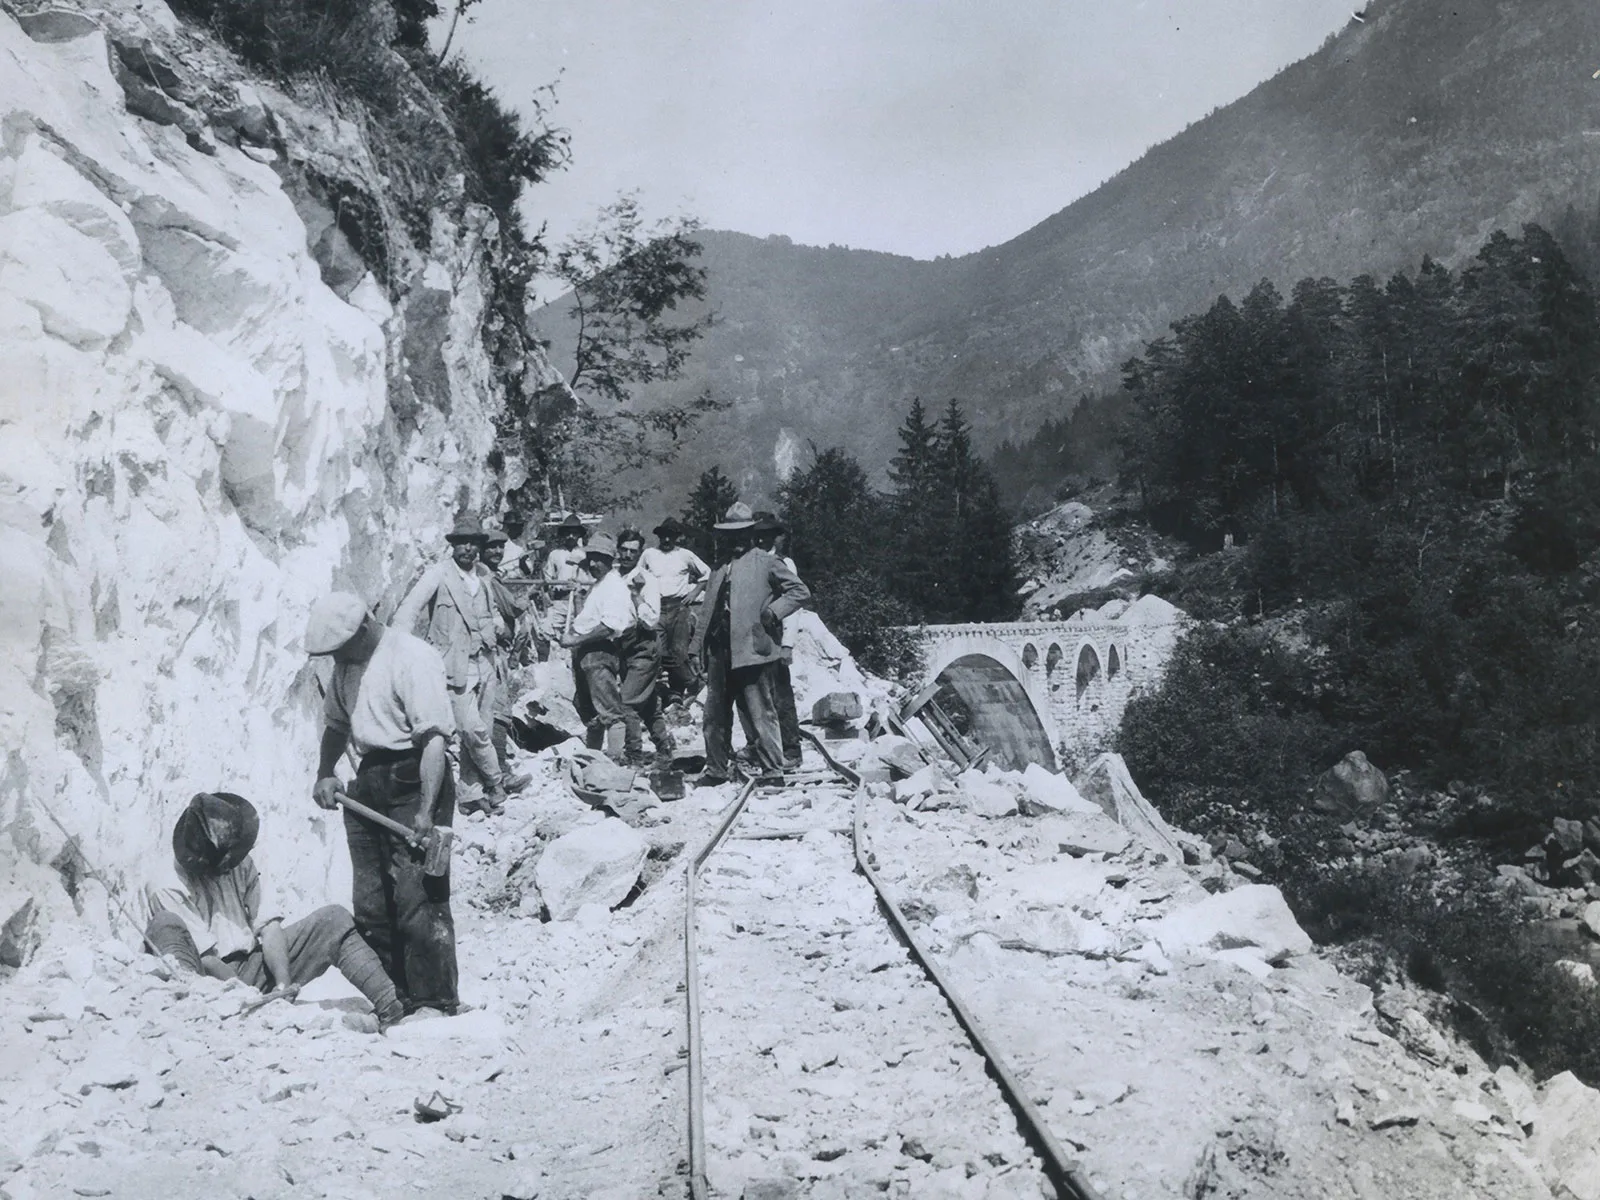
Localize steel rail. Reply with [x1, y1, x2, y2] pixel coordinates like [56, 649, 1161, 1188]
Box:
[800, 729, 1104, 1200]
[684, 777, 758, 1200]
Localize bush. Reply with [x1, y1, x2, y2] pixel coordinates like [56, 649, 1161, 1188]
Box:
[811, 570, 925, 682]
[1117, 623, 1341, 823]
[1283, 857, 1600, 1083]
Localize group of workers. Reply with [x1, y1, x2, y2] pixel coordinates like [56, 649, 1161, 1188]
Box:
[139, 498, 814, 1026]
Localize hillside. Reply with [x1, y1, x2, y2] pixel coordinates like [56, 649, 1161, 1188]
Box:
[539, 0, 1600, 508]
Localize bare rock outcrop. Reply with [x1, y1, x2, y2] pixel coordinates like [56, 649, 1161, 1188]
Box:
[0, 0, 563, 959]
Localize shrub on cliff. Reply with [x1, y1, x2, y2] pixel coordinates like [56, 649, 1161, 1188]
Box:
[171, 0, 565, 248]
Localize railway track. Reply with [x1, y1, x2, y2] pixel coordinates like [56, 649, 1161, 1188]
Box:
[681, 735, 1103, 1199]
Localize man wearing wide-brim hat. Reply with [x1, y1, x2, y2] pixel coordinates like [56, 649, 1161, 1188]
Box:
[750, 510, 806, 768]
[639, 516, 711, 706]
[392, 515, 515, 816]
[306, 590, 462, 1017]
[688, 502, 811, 783]
[145, 791, 406, 1029]
[561, 532, 636, 757]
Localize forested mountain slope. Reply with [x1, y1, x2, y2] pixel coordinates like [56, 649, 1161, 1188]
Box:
[536, 0, 1600, 506]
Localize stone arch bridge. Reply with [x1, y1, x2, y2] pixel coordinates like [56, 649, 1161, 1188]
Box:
[908, 597, 1185, 770]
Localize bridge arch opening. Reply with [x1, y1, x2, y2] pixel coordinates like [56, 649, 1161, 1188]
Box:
[1045, 643, 1063, 675]
[1021, 643, 1039, 670]
[1108, 644, 1121, 680]
[931, 653, 1057, 771]
[1076, 644, 1102, 706]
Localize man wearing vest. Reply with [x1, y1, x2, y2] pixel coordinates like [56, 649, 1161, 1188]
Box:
[393, 516, 509, 816]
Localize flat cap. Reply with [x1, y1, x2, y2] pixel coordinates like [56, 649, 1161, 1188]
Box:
[585, 532, 618, 561]
[305, 591, 368, 655]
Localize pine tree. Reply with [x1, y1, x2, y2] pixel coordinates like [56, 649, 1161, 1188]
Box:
[681, 467, 739, 558]
[888, 398, 938, 493]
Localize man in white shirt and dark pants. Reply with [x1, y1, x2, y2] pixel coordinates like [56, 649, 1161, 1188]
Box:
[640, 517, 710, 708]
[618, 528, 676, 766]
[563, 533, 635, 759]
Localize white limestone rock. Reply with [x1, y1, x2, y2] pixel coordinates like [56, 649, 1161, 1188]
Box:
[1530, 1071, 1600, 1200]
[1146, 884, 1313, 964]
[1019, 763, 1098, 816]
[534, 819, 650, 921]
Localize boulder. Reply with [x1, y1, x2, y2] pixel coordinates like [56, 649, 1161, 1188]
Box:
[1147, 884, 1313, 964]
[1582, 900, 1600, 940]
[956, 770, 1017, 819]
[1530, 1071, 1600, 1200]
[1495, 1065, 1539, 1130]
[1565, 849, 1600, 888]
[1018, 763, 1099, 817]
[1553, 817, 1587, 859]
[533, 819, 650, 921]
[868, 736, 926, 779]
[1311, 750, 1389, 819]
[810, 693, 862, 723]
[893, 764, 950, 805]
[1076, 752, 1186, 861]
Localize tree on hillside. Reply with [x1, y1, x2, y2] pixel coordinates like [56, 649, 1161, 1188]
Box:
[526, 195, 721, 510]
[886, 398, 943, 612]
[681, 466, 740, 558]
[932, 400, 1020, 622]
[778, 448, 920, 677]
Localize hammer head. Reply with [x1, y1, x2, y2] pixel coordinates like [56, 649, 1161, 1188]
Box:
[422, 825, 454, 877]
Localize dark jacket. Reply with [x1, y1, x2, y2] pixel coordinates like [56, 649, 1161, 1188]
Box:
[689, 548, 810, 670]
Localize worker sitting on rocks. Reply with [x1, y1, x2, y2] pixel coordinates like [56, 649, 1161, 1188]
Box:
[689, 503, 810, 785]
[617, 527, 676, 767]
[563, 532, 634, 758]
[145, 791, 404, 1029]
[392, 515, 515, 817]
[307, 592, 462, 1019]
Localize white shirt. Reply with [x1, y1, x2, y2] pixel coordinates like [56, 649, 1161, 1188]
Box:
[640, 546, 710, 601]
[454, 561, 481, 596]
[146, 856, 276, 960]
[324, 629, 457, 755]
[626, 564, 662, 630]
[543, 546, 588, 585]
[571, 569, 635, 640]
[779, 555, 800, 648]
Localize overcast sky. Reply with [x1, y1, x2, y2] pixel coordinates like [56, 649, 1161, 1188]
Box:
[444, 1, 1355, 261]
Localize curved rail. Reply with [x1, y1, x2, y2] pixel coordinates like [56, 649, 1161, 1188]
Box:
[801, 729, 1102, 1200]
[683, 735, 1103, 1200]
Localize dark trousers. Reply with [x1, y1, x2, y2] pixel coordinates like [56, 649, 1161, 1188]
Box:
[145, 906, 403, 1022]
[574, 642, 626, 749]
[347, 752, 458, 1013]
[660, 598, 702, 700]
[772, 653, 801, 765]
[620, 627, 673, 757]
[704, 640, 785, 777]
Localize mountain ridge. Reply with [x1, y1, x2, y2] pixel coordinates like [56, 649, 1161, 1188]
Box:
[535, 0, 1600, 509]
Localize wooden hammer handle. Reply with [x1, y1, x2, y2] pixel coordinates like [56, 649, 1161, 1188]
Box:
[335, 791, 423, 848]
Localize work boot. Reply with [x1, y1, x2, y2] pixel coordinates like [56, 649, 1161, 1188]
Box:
[482, 785, 507, 816]
[503, 772, 532, 794]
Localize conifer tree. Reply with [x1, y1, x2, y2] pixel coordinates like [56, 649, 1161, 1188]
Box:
[681, 466, 739, 558]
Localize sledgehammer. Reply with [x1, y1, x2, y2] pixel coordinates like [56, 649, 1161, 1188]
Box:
[334, 790, 454, 877]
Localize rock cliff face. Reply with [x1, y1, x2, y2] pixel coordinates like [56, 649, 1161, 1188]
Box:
[0, 0, 559, 962]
